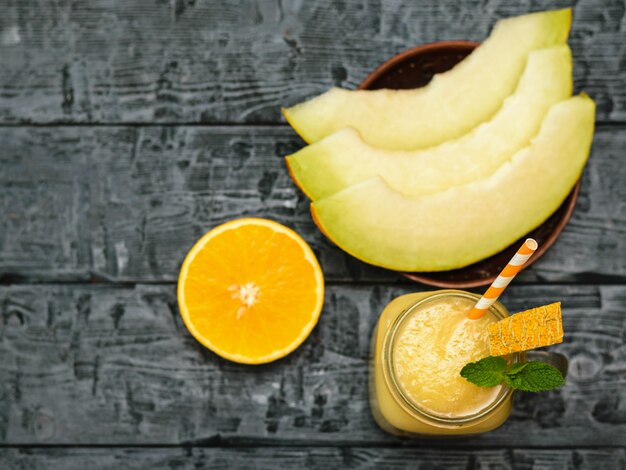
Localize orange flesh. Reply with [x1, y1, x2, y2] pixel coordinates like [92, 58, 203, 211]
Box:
[178, 219, 324, 364]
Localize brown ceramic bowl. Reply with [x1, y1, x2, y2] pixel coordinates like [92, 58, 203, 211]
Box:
[358, 41, 581, 288]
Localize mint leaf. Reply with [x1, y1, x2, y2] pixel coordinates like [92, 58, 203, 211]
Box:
[507, 362, 528, 375]
[504, 372, 524, 389]
[504, 361, 565, 392]
[460, 356, 507, 387]
[503, 362, 529, 389]
[460, 357, 565, 392]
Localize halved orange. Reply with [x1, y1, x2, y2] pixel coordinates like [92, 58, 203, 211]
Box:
[177, 218, 325, 364]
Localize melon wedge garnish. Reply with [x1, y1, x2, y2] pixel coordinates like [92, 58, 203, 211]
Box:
[286, 45, 572, 200]
[283, 9, 572, 150]
[311, 94, 595, 272]
[489, 302, 564, 356]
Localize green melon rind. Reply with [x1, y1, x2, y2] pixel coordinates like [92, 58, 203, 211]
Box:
[287, 45, 573, 200]
[283, 9, 572, 150]
[311, 94, 595, 272]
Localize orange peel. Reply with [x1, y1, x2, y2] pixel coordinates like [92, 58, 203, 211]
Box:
[178, 218, 324, 364]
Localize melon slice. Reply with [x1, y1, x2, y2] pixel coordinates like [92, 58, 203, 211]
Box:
[311, 95, 595, 272]
[283, 9, 572, 150]
[287, 45, 572, 200]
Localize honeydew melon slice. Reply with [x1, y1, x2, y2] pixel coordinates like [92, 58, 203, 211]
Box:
[287, 45, 572, 200]
[311, 95, 595, 272]
[283, 9, 572, 150]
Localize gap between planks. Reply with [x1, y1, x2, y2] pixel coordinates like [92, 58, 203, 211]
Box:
[0, 443, 625, 450]
[0, 121, 623, 128]
[1, 278, 626, 287]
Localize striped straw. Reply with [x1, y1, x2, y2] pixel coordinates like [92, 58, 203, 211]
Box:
[468, 238, 538, 320]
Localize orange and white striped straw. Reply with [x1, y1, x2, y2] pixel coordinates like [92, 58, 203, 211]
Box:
[468, 238, 538, 320]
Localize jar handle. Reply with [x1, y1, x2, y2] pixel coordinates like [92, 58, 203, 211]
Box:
[524, 350, 568, 378]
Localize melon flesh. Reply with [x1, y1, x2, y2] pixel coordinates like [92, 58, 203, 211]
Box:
[287, 46, 572, 200]
[283, 9, 572, 150]
[311, 95, 595, 272]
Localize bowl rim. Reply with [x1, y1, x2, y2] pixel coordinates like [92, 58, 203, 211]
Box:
[358, 40, 479, 90]
[358, 40, 582, 288]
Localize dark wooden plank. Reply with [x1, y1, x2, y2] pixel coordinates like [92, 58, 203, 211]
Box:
[513, 448, 626, 470]
[1, 125, 625, 283]
[0, 283, 624, 445]
[0, 0, 624, 124]
[0, 129, 93, 282]
[85, 125, 393, 283]
[1, 447, 624, 469]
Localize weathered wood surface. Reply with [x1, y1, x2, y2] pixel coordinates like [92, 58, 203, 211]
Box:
[1, 283, 624, 446]
[1, 125, 625, 284]
[1, 447, 625, 469]
[0, 0, 625, 124]
[2, 0, 626, 466]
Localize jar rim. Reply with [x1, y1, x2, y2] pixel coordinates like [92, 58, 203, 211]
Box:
[381, 289, 517, 428]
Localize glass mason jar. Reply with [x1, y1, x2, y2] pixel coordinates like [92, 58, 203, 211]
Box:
[369, 289, 568, 436]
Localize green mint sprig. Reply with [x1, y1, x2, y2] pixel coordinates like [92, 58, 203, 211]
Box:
[460, 356, 565, 392]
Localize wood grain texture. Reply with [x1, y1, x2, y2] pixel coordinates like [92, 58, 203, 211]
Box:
[1, 0, 625, 464]
[1, 125, 624, 283]
[0, 0, 624, 124]
[0, 283, 624, 445]
[0, 129, 94, 282]
[1, 447, 625, 469]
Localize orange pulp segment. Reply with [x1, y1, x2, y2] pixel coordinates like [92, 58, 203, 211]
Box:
[178, 218, 324, 364]
[489, 302, 563, 356]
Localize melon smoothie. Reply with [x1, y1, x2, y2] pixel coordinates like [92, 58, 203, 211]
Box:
[370, 290, 517, 436]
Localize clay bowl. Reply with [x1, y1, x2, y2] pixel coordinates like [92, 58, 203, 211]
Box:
[358, 41, 581, 288]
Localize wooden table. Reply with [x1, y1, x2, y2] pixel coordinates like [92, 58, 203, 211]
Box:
[1, 1, 625, 468]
